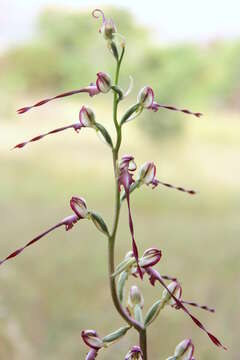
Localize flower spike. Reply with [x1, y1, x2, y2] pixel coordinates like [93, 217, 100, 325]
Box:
[17, 85, 100, 114]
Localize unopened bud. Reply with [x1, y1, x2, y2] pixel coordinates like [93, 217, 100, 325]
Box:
[96, 72, 112, 93]
[125, 346, 143, 360]
[128, 285, 144, 309]
[137, 86, 154, 108]
[79, 106, 95, 127]
[139, 248, 162, 268]
[70, 196, 88, 219]
[137, 162, 156, 185]
[81, 330, 103, 350]
[161, 281, 182, 305]
[174, 339, 194, 360]
[102, 18, 117, 40]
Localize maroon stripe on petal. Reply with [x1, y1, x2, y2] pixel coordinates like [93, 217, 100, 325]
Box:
[13, 123, 81, 150]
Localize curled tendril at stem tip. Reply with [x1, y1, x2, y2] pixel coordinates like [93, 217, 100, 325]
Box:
[92, 8, 106, 25]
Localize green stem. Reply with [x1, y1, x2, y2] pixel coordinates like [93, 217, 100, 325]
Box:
[140, 329, 147, 360]
[107, 46, 147, 358]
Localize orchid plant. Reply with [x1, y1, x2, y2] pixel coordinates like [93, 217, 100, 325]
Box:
[2, 8, 226, 360]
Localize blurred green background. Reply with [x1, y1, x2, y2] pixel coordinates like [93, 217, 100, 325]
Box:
[0, 3, 239, 360]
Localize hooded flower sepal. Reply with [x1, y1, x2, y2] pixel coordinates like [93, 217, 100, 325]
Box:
[144, 267, 226, 350]
[127, 286, 144, 324]
[172, 339, 195, 360]
[0, 196, 87, 267]
[125, 346, 143, 360]
[89, 211, 109, 236]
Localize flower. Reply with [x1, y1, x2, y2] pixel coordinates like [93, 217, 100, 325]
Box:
[118, 155, 142, 278]
[92, 9, 117, 41]
[14, 105, 98, 150]
[81, 330, 104, 350]
[125, 346, 143, 360]
[144, 266, 226, 349]
[70, 196, 89, 219]
[137, 161, 196, 195]
[137, 86, 154, 108]
[174, 339, 194, 360]
[135, 85, 202, 118]
[96, 72, 112, 93]
[161, 281, 182, 305]
[0, 196, 87, 267]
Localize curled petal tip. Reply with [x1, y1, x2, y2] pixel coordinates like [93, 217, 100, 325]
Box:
[92, 8, 105, 21]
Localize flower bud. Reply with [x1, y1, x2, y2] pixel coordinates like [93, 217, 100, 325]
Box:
[128, 285, 144, 309]
[70, 196, 88, 219]
[96, 72, 112, 93]
[137, 86, 154, 108]
[79, 106, 95, 127]
[81, 330, 103, 350]
[102, 18, 117, 40]
[125, 346, 143, 360]
[161, 281, 182, 305]
[139, 248, 162, 268]
[137, 162, 156, 185]
[174, 339, 194, 360]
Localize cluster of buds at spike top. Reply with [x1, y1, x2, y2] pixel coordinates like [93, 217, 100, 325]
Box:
[0, 196, 89, 267]
[136, 161, 196, 195]
[92, 9, 117, 41]
[166, 339, 195, 360]
[125, 346, 143, 360]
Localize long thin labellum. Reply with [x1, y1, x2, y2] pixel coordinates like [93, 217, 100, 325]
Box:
[145, 267, 226, 350]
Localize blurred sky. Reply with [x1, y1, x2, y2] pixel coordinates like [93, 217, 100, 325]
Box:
[1, 0, 240, 50]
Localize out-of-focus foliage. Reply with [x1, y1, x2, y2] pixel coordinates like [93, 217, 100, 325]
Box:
[1, 6, 240, 138]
